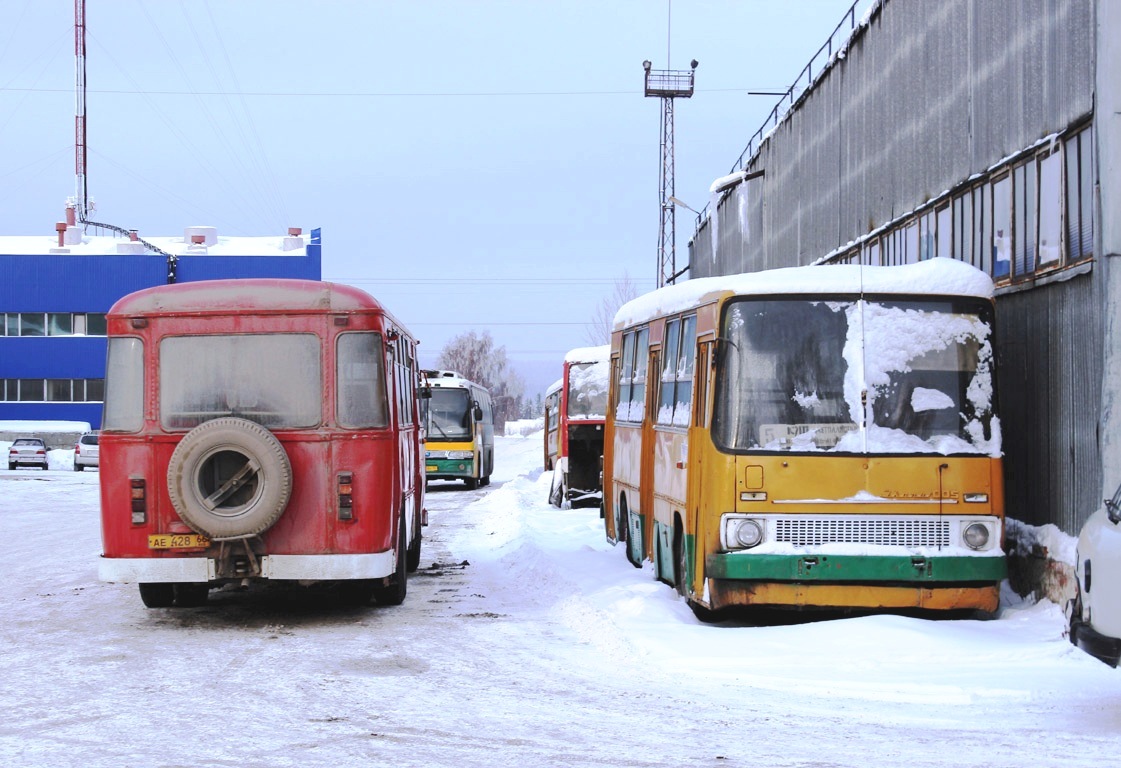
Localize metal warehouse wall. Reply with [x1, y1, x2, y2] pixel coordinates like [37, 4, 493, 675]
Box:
[996, 274, 1104, 531]
[687, 0, 1101, 534]
[692, 0, 1095, 275]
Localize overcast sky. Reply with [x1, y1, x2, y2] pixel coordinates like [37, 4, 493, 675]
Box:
[1, 0, 869, 390]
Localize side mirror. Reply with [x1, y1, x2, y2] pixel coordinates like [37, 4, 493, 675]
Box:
[473, 404, 483, 421]
[418, 386, 432, 399]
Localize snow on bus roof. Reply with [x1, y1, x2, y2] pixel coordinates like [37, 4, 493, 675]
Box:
[563, 345, 610, 364]
[614, 258, 994, 329]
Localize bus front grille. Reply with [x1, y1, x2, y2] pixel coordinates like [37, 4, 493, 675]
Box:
[774, 517, 951, 547]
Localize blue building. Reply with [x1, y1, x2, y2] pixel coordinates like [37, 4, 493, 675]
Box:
[0, 226, 321, 428]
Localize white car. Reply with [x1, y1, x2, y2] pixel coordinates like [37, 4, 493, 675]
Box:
[74, 431, 100, 471]
[8, 437, 48, 470]
[1070, 482, 1121, 667]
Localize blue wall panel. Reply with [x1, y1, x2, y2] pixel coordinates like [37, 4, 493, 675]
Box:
[175, 253, 320, 283]
[0, 337, 106, 377]
[0, 402, 101, 429]
[0, 254, 167, 311]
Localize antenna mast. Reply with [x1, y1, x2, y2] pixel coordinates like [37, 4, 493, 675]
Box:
[74, 0, 88, 221]
[643, 57, 697, 287]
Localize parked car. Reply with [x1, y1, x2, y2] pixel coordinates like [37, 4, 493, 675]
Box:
[1070, 481, 1121, 667]
[74, 431, 100, 471]
[8, 437, 48, 470]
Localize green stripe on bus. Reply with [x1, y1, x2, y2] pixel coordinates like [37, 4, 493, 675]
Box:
[426, 459, 474, 475]
[705, 553, 1007, 583]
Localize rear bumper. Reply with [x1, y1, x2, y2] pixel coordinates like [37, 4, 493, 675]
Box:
[425, 458, 475, 479]
[99, 551, 395, 583]
[706, 553, 1007, 582]
[702, 553, 1006, 611]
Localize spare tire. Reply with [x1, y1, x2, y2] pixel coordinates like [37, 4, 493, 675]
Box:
[167, 417, 292, 540]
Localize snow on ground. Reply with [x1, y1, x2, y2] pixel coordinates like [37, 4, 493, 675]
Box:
[0, 433, 1119, 767]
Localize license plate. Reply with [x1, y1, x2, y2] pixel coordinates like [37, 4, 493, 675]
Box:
[426, 465, 438, 472]
[148, 533, 210, 550]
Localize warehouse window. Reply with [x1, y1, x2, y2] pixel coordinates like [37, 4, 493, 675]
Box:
[1038, 150, 1061, 268]
[992, 175, 1012, 280]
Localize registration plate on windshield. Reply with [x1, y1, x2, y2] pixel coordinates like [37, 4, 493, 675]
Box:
[148, 533, 210, 550]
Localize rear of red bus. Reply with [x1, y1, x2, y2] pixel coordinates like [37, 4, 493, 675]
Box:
[97, 279, 424, 607]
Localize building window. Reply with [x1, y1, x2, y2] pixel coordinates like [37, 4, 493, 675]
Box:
[936, 205, 951, 260]
[992, 175, 1012, 280]
[86, 313, 107, 336]
[1, 378, 104, 402]
[18, 379, 45, 401]
[1066, 126, 1094, 263]
[19, 313, 45, 336]
[86, 378, 105, 401]
[1012, 161, 1037, 279]
[48, 313, 73, 336]
[1038, 150, 1062, 267]
[46, 379, 73, 402]
[1, 312, 107, 336]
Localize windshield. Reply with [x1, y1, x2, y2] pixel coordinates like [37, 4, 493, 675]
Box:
[567, 362, 609, 419]
[160, 334, 321, 430]
[712, 296, 999, 455]
[422, 387, 472, 441]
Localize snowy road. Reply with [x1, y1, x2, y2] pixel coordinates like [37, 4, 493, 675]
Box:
[1, 435, 1119, 767]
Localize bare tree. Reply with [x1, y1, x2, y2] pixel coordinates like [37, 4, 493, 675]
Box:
[584, 271, 641, 346]
[437, 329, 525, 404]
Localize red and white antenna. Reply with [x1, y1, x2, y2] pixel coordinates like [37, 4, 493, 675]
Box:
[74, 0, 88, 221]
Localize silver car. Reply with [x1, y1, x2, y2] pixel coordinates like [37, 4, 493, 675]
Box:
[74, 431, 100, 471]
[8, 438, 48, 470]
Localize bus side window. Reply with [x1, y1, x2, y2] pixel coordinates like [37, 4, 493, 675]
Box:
[694, 341, 711, 428]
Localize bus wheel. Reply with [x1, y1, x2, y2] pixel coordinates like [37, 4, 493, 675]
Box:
[548, 469, 563, 507]
[373, 512, 408, 606]
[174, 583, 210, 607]
[622, 505, 642, 569]
[464, 476, 479, 490]
[167, 417, 292, 539]
[138, 583, 175, 608]
[673, 525, 688, 598]
[406, 516, 422, 573]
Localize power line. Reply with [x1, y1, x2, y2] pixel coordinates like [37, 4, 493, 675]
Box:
[1, 85, 785, 98]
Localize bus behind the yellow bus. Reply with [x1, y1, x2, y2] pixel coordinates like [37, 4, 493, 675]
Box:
[603, 258, 1005, 618]
[420, 370, 495, 489]
[543, 345, 610, 508]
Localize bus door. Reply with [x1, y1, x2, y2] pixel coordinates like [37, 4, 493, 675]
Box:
[683, 337, 714, 599]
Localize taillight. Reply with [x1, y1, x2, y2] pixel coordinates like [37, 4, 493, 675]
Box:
[130, 477, 147, 525]
[338, 472, 353, 520]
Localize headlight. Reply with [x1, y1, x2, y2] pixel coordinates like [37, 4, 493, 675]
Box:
[728, 518, 763, 549]
[962, 522, 990, 550]
[448, 450, 473, 460]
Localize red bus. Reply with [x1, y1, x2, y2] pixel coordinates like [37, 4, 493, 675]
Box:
[544, 345, 610, 508]
[97, 279, 426, 608]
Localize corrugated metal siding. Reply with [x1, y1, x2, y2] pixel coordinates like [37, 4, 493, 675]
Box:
[996, 273, 1103, 532]
[690, 0, 1095, 279]
[175, 253, 320, 283]
[0, 255, 166, 311]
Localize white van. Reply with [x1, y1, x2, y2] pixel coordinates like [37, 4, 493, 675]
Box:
[1070, 482, 1121, 667]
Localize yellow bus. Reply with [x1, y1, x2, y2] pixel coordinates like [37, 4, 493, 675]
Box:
[603, 259, 1006, 618]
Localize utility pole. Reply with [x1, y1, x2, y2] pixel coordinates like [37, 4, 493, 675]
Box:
[74, 0, 88, 222]
[644, 58, 697, 287]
